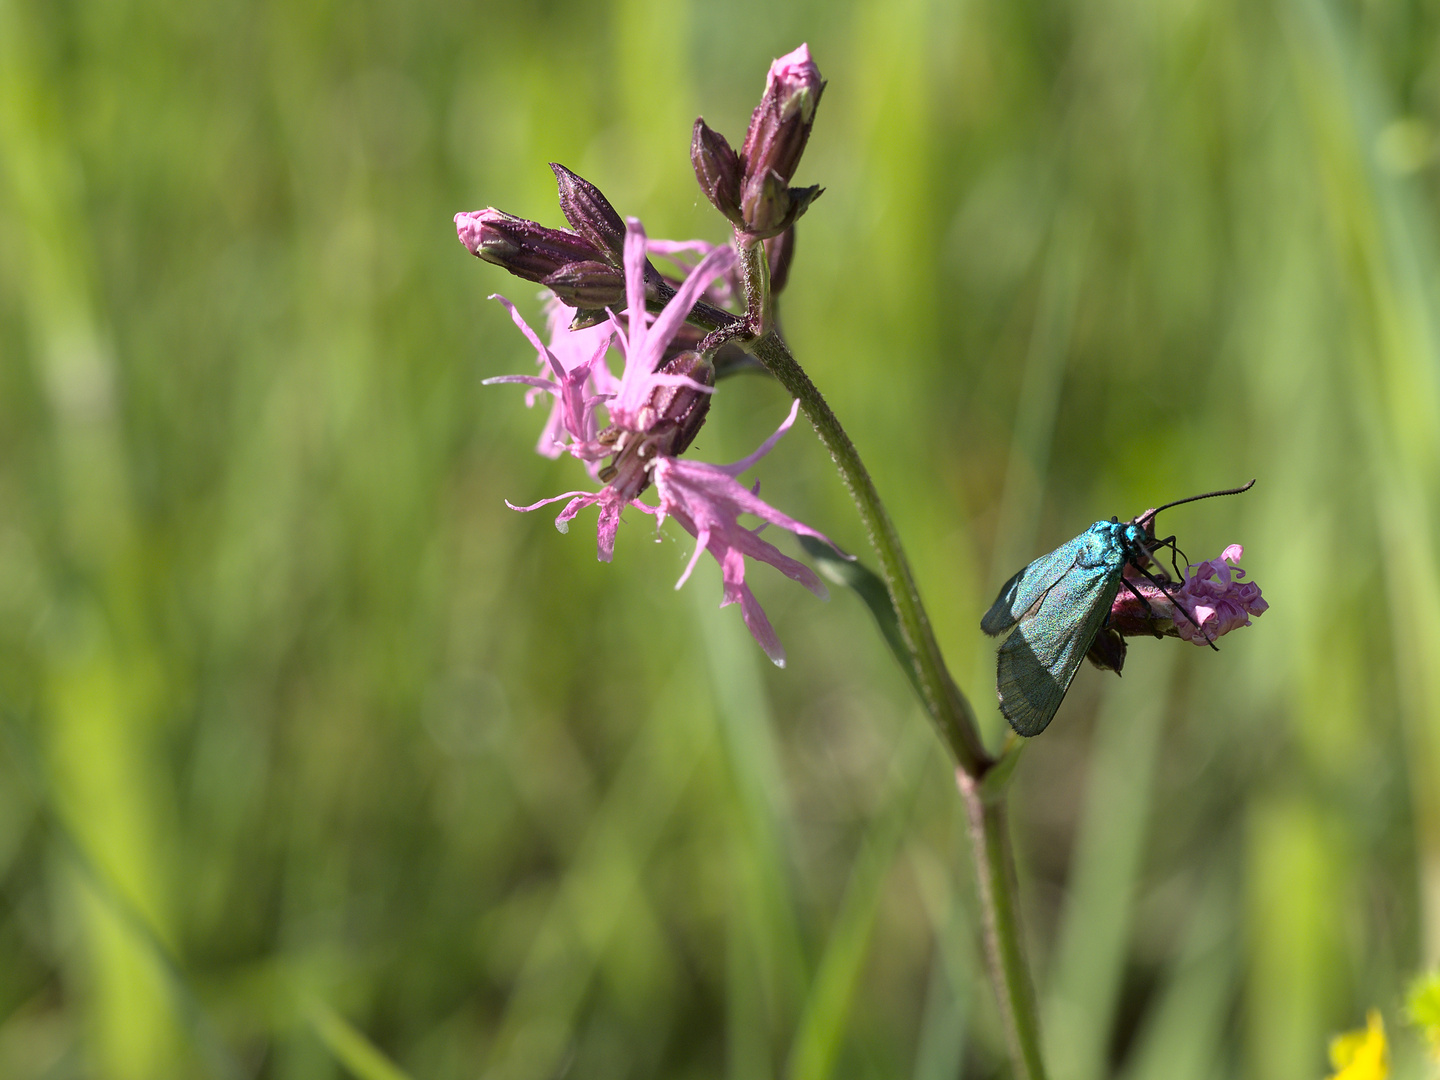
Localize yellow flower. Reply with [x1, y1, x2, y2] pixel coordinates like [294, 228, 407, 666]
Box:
[1326, 1010, 1388, 1080]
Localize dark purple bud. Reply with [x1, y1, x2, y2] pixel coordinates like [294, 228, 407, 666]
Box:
[455, 208, 605, 283]
[540, 259, 626, 308]
[742, 44, 824, 186]
[550, 163, 627, 262]
[457, 196, 663, 312]
[691, 119, 744, 225]
[646, 352, 715, 458]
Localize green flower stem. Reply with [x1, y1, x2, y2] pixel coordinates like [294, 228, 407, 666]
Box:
[716, 238, 1046, 1080]
[676, 237, 1047, 1080]
[750, 327, 1048, 1080]
[959, 768, 1047, 1080]
[726, 237, 985, 771]
[746, 330, 987, 773]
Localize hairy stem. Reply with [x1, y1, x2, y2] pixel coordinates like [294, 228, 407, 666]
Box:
[959, 769, 1047, 1080]
[747, 330, 988, 774]
[722, 240, 1046, 1078]
[678, 237, 1048, 1079]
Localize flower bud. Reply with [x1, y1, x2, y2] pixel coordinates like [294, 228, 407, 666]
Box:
[691, 119, 744, 225]
[455, 208, 606, 283]
[457, 166, 663, 311]
[648, 352, 715, 458]
[550, 163, 627, 262]
[738, 44, 825, 238]
[742, 44, 824, 190]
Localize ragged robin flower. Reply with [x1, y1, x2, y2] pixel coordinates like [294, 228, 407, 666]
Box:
[475, 212, 843, 665]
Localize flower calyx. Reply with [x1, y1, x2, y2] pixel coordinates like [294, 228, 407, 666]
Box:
[597, 352, 716, 499]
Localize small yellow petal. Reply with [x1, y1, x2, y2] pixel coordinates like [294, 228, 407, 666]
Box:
[1325, 1010, 1388, 1080]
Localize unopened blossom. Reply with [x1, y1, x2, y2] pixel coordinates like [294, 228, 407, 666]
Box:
[1105, 543, 1267, 645]
[456, 164, 665, 321]
[455, 207, 626, 309]
[740, 45, 825, 206]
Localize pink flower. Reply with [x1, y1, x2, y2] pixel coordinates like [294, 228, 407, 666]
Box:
[483, 227, 739, 466]
[482, 296, 615, 465]
[606, 220, 732, 431]
[496, 216, 732, 562]
[1171, 543, 1269, 644]
[1107, 543, 1267, 645]
[487, 213, 840, 663]
[505, 483, 656, 564]
[653, 400, 842, 667]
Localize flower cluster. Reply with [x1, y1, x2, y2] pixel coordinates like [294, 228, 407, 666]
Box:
[1168, 543, 1269, 643]
[456, 47, 837, 666]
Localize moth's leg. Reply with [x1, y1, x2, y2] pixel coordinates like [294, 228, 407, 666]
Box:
[1135, 564, 1218, 650]
[1151, 533, 1187, 581]
[1120, 575, 1164, 639]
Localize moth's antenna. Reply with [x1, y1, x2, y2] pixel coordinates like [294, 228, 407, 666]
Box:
[1135, 479, 1255, 529]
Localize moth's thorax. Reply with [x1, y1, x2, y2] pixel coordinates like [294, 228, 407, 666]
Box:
[1078, 519, 1143, 569]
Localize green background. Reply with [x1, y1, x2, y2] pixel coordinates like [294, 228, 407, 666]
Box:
[2, 0, 1438, 1076]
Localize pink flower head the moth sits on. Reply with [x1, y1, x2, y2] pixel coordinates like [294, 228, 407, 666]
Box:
[480, 213, 843, 663]
[1171, 543, 1269, 644]
[1106, 542, 1267, 646]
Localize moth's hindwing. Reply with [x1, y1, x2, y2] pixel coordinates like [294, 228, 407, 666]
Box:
[995, 563, 1124, 737]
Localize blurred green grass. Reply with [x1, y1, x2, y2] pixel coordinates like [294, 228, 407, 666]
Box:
[2, 0, 1440, 1077]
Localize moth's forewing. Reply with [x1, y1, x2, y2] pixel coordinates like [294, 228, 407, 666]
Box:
[980, 538, 1087, 637]
[997, 567, 1123, 736]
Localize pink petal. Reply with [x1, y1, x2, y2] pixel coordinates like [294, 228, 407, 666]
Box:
[492, 295, 565, 382]
[505, 490, 596, 514]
